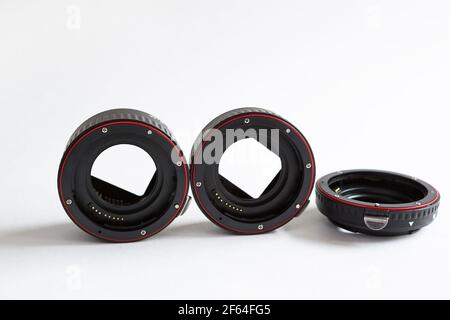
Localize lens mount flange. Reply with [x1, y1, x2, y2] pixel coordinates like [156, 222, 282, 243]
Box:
[316, 170, 440, 236]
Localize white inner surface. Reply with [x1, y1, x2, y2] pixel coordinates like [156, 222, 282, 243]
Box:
[91, 144, 156, 196]
[219, 138, 281, 198]
[1, 1, 449, 300]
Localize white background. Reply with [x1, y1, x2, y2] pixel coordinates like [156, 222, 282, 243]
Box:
[0, 0, 449, 300]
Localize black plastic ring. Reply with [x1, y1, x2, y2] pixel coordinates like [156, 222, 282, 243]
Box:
[316, 170, 440, 236]
[57, 109, 189, 242]
[190, 107, 315, 234]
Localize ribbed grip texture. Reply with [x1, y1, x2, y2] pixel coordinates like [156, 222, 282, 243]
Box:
[66, 108, 175, 149]
[316, 188, 440, 221]
[315, 185, 440, 236]
[190, 107, 281, 159]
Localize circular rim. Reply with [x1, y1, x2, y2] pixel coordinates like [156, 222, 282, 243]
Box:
[316, 169, 440, 211]
[315, 169, 441, 236]
[58, 120, 189, 242]
[191, 111, 315, 234]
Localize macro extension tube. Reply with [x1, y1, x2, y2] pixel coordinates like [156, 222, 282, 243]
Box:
[57, 109, 190, 242]
[190, 108, 316, 234]
[57, 108, 441, 240]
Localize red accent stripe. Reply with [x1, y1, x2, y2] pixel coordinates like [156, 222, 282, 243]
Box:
[316, 181, 440, 212]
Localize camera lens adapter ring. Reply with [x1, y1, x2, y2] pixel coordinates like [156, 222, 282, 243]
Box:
[316, 170, 440, 236]
[190, 108, 315, 234]
[57, 109, 190, 242]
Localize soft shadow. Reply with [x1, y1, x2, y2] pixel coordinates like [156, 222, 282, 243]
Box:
[0, 220, 232, 248]
[0, 223, 103, 248]
[1, 209, 412, 248]
[284, 207, 414, 246]
[159, 220, 234, 239]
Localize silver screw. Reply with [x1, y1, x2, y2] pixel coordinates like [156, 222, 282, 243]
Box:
[140, 230, 147, 236]
[174, 204, 180, 209]
[286, 128, 291, 133]
[66, 199, 73, 205]
[375, 203, 380, 207]
[416, 202, 422, 206]
[306, 163, 312, 169]
[258, 224, 264, 231]
[176, 161, 182, 167]
[101, 127, 108, 133]
[295, 204, 301, 209]
[196, 182, 202, 188]
[147, 130, 152, 135]
[244, 118, 250, 124]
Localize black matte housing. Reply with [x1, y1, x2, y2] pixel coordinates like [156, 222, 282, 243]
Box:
[316, 170, 440, 236]
[190, 107, 315, 234]
[57, 109, 189, 242]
